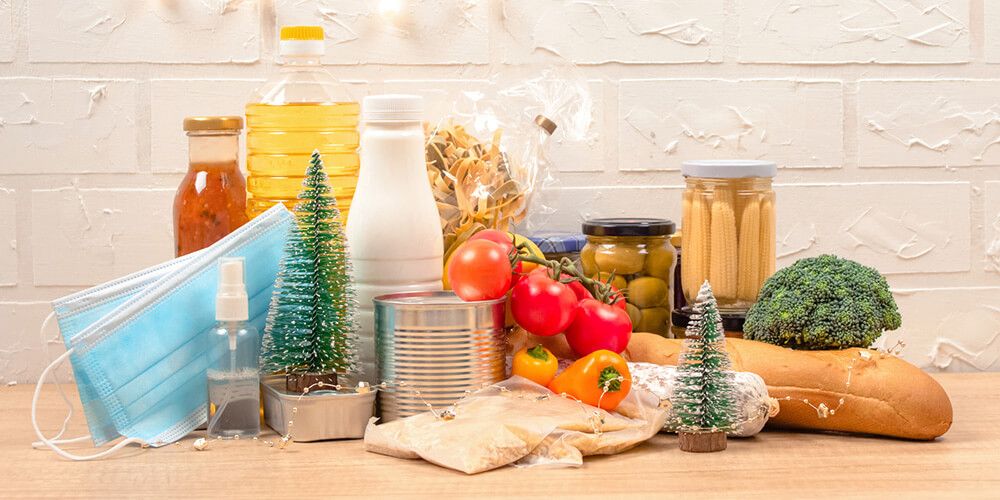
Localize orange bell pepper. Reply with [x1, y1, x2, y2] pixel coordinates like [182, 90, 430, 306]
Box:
[548, 350, 631, 411]
[512, 345, 558, 387]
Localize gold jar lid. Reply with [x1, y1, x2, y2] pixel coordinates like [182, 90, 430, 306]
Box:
[183, 116, 243, 132]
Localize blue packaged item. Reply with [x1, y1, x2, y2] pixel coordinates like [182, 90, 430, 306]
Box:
[528, 233, 586, 262]
[32, 204, 294, 460]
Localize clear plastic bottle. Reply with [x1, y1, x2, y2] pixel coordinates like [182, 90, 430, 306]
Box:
[347, 95, 444, 382]
[207, 258, 260, 439]
[245, 26, 359, 222]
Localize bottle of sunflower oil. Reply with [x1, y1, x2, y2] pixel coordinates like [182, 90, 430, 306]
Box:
[245, 26, 360, 222]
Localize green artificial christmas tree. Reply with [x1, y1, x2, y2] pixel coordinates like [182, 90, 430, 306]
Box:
[261, 150, 358, 393]
[671, 280, 738, 452]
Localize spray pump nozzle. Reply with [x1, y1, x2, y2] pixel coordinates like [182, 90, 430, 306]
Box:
[216, 257, 249, 351]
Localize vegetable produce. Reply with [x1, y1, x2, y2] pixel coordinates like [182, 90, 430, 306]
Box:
[511, 344, 559, 387]
[636, 307, 669, 335]
[626, 277, 668, 308]
[744, 254, 902, 350]
[564, 275, 594, 302]
[759, 197, 776, 287]
[593, 271, 627, 291]
[447, 239, 513, 301]
[594, 245, 644, 275]
[469, 229, 523, 276]
[564, 299, 632, 356]
[510, 270, 578, 336]
[643, 244, 674, 279]
[681, 191, 711, 302]
[469, 229, 516, 254]
[736, 196, 761, 301]
[548, 350, 632, 411]
[709, 188, 738, 301]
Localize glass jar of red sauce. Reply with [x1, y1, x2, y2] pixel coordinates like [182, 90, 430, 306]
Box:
[173, 116, 249, 257]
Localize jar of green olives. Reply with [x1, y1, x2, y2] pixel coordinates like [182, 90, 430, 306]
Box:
[581, 218, 677, 336]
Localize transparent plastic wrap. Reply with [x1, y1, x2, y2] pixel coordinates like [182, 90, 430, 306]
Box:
[629, 362, 780, 437]
[424, 64, 594, 260]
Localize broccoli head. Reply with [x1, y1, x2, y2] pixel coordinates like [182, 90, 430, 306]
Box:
[744, 254, 901, 350]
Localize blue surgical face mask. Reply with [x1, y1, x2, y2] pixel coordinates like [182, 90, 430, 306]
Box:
[32, 204, 293, 460]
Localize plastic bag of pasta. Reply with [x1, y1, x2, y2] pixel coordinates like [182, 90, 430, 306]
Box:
[363, 376, 668, 474]
[421, 64, 593, 261]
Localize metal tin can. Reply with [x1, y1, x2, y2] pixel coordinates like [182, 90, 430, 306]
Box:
[374, 291, 506, 422]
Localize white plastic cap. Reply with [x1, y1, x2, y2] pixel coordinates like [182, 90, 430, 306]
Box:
[216, 257, 249, 322]
[279, 39, 325, 57]
[363, 94, 423, 122]
[681, 160, 777, 179]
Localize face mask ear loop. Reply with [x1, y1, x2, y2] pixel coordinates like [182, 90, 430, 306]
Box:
[32, 311, 78, 445]
[32, 349, 148, 461]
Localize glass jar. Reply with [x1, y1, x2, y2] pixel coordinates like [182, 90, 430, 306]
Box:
[670, 307, 745, 339]
[173, 116, 249, 257]
[581, 218, 677, 336]
[529, 233, 587, 267]
[681, 160, 776, 313]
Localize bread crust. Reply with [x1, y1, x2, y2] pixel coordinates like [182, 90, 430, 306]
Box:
[625, 333, 953, 440]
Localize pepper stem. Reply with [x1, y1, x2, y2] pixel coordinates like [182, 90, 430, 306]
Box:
[598, 366, 622, 392]
[526, 344, 549, 361]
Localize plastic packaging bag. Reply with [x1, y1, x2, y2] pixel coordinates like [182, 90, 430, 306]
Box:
[629, 362, 779, 437]
[364, 376, 668, 474]
[424, 64, 594, 259]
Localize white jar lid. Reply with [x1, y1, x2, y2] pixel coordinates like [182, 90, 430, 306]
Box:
[363, 94, 423, 122]
[681, 160, 777, 178]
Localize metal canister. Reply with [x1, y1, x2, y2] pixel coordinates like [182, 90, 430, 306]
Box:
[373, 291, 506, 422]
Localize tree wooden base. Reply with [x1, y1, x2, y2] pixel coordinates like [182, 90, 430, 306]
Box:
[679, 431, 727, 453]
[285, 372, 338, 394]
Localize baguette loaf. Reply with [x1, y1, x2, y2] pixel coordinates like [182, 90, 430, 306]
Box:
[625, 333, 952, 440]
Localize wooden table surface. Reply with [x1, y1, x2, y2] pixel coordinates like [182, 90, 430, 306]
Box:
[3, 373, 999, 499]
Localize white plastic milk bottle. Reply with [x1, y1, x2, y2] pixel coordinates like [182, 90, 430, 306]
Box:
[347, 94, 444, 382]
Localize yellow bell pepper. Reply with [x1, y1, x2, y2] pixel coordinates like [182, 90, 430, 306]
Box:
[512, 345, 558, 387]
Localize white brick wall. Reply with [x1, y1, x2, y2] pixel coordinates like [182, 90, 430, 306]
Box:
[737, 0, 970, 63]
[618, 79, 843, 169]
[1, 0, 999, 382]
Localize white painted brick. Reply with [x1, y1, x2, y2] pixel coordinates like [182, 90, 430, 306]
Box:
[274, 0, 488, 64]
[986, 1, 1000, 63]
[775, 182, 970, 274]
[498, 0, 723, 64]
[384, 79, 605, 173]
[28, 0, 259, 63]
[0, 78, 137, 174]
[539, 185, 684, 233]
[150, 79, 263, 172]
[31, 188, 174, 287]
[618, 79, 843, 170]
[0, 302, 72, 385]
[0, 0, 13, 62]
[737, 0, 970, 63]
[987, 182, 1000, 274]
[858, 80, 1000, 168]
[0, 187, 15, 286]
[877, 288, 1000, 372]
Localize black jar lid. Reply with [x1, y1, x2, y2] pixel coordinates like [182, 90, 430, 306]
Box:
[582, 218, 676, 237]
[671, 307, 745, 333]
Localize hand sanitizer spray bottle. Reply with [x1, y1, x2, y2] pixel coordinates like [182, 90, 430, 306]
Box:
[207, 257, 261, 439]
